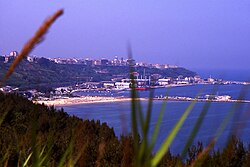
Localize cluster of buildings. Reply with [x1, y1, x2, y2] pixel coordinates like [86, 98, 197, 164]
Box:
[0, 51, 38, 63]
[1, 51, 178, 70]
[54, 74, 248, 94]
[0, 86, 44, 100]
[0, 74, 202, 98]
[49, 56, 178, 69]
[65, 75, 203, 91]
[1, 71, 248, 101]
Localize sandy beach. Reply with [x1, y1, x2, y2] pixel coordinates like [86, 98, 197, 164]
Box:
[34, 96, 146, 106]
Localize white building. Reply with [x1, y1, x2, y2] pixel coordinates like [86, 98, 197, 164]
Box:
[115, 82, 131, 90]
[208, 77, 215, 83]
[10, 51, 18, 57]
[176, 81, 189, 84]
[27, 56, 35, 62]
[194, 75, 202, 82]
[215, 95, 231, 101]
[103, 81, 115, 88]
[158, 78, 171, 86]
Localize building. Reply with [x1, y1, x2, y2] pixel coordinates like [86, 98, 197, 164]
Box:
[154, 64, 165, 69]
[184, 77, 194, 83]
[9, 51, 18, 57]
[158, 78, 171, 86]
[115, 82, 131, 90]
[121, 78, 150, 87]
[93, 60, 101, 65]
[194, 75, 202, 83]
[85, 59, 93, 66]
[102, 81, 115, 89]
[215, 95, 231, 101]
[176, 80, 189, 84]
[126, 58, 136, 66]
[101, 58, 109, 66]
[208, 77, 215, 83]
[27, 56, 36, 62]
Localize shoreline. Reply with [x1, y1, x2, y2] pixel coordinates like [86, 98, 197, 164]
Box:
[33, 83, 250, 107]
[34, 96, 147, 106]
[34, 95, 250, 107]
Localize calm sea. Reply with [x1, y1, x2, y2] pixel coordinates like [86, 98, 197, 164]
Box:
[63, 71, 250, 154]
[193, 69, 250, 82]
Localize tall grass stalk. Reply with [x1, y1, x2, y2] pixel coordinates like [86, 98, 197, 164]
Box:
[151, 99, 197, 167]
[214, 85, 248, 143]
[1, 9, 63, 83]
[0, 9, 65, 167]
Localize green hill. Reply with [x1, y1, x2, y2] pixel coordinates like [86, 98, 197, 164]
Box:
[0, 57, 196, 91]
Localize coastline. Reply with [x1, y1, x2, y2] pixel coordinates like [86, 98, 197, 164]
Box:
[34, 96, 147, 106]
[34, 94, 250, 107]
[33, 83, 250, 107]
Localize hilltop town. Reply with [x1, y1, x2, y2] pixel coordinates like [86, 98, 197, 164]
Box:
[1, 51, 178, 68]
[0, 51, 248, 102]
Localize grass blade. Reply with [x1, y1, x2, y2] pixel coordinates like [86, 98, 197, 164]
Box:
[148, 91, 169, 153]
[227, 85, 249, 138]
[127, 42, 140, 166]
[181, 101, 211, 158]
[151, 99, 197, 167]
[138, 90, 154, 164]
[144, 90, 154, 137]
[191, 84, 249, 167]
[0, 110, 8, 127]
[137, 95, 145, 137]
[57, 139, 74, 167]
[214, 85, 248, 143]
[181, 86, 218, 158]
[22, 152, 33, 167]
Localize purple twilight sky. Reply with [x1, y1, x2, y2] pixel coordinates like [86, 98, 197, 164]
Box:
[1, 0, 250, 70]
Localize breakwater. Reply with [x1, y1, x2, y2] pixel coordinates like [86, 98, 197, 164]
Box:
[153, 96, 250, 103]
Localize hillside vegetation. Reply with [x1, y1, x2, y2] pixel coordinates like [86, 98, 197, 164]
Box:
[0, 92, 131, 166]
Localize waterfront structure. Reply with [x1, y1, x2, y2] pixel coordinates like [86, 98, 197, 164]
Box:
[115, 82, 131, 90]
[194, 75, 202, 83]
[208, 76, 215, 83]
[158, 78, 171, 86]
[215, 95, 231, 101]
[102, 81, 115, 89]
[176, 80, 189, 84]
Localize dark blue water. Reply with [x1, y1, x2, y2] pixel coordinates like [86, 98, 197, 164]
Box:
[194, 69, 250, 82]
[63, 84, 250, 154]
[74, 84, 250, 100]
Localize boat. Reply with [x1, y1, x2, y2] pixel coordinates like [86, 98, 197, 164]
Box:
[135, 87, 147, 91]
[135, 86, 153, 91]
